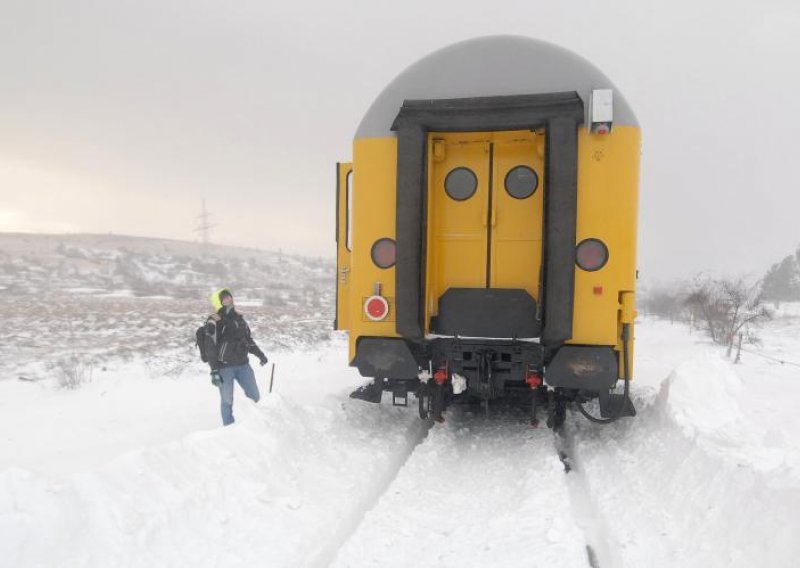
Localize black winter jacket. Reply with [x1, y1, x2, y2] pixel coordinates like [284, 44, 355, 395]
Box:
[203, 307, 267, 370]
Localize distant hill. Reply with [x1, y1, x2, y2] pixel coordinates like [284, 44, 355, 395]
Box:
[1, 233, 337, 377]
[0, 232, 333, 308]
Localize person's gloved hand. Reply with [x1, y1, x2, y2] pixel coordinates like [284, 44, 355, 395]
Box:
[259, 355, 268, 367]
[210, 370, 223, 387]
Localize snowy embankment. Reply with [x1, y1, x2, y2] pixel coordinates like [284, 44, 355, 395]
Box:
[0, 338, 425, 567]
[1, 398, 423, 568]
[569, 317, 800, 567]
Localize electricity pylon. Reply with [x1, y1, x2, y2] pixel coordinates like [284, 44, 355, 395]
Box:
[194, 199, 217, 244]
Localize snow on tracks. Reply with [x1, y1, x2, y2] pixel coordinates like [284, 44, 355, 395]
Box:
[569, 355, 800, 568]
[332, 410, 588, 568]
[0, 396, 425, 568]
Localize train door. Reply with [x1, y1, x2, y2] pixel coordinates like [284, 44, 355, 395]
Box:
[426, 133, 491, 310]
[335, 162, 353, 331]
[426, 131, 545, 332]
[490, 131, 545, 298]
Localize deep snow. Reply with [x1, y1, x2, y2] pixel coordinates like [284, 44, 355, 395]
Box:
[566, 319, 800, 567]
[0, 338, 429, 567]
[331, 409, 588, 568]
[2, 313, 800, 567]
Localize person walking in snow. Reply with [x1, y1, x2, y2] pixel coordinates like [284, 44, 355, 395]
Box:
[203, 288, 269, 425]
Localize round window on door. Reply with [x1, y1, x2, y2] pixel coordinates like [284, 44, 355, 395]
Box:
[444, 167, 478, 201]
[504, 165, 539, 199]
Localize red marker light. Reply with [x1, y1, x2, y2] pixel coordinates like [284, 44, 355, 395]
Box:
[364, 295, 389, 321]
[525, 367, 543, 389]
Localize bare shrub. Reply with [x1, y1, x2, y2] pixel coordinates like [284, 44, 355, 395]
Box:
[762, 254, 800, 307]
[55, 354, 94, 389]
[685, 277, 772, 351]
[642, 286, 687, 323]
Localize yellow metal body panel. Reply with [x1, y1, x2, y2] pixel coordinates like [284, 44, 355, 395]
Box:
[568, 126, 640, 379]
[344, 137, 399, 362]
[569, 126, 640, 344]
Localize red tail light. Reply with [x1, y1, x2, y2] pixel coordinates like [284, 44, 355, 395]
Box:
[576, 238, 609, 272]
[371, 238, 396, 269]
[364, 295, 389, 321]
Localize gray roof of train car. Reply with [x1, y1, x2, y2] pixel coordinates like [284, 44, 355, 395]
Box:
[355, 35, 638, 140]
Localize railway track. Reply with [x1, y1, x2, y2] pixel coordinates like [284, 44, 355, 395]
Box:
[556, 419, 622, 568]
[308, 411, 434, 568]
[328, 405, 612, 567]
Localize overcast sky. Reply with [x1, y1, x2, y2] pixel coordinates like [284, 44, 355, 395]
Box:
[1, 0, 798, 282]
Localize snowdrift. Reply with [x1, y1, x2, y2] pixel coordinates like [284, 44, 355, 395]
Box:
[573, 353, 800, 567]
[0, 396, 423, 568]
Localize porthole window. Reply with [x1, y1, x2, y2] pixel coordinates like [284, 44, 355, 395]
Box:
[444, 167, 478, 201]
[371, 238, 396, 269]
[504, 165, 539, 199]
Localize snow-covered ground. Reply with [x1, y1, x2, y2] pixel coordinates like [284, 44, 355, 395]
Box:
[331, 409, 588, 568]
[1, 336, 428, 567]
[568, 317, 800, 567]
[2, 309, 800, 567]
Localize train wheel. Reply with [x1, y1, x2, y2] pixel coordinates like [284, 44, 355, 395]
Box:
[431, 383, 445, 423]
[547, 395, 567, 430]
[530, 390, 539, 427]
[418, 382, 430, 419]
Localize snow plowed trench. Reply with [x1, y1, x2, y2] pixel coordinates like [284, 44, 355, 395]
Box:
[331, 408, 594, 568]
[310, 411, 433, 568]
[556, 421, 621, 568]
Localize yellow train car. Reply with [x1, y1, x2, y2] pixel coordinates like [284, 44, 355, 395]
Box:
[335, 36, 639, 426]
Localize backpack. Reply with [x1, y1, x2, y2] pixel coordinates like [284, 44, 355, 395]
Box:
[195, 319, 216, 363]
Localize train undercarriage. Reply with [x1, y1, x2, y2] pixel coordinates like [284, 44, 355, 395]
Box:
[350, 325, 636, 428]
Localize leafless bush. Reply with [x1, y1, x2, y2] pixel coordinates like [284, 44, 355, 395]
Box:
[685, 277, 772, 350]
[761, 253, 800, 306]
[641, 286, 688, 323]
[54, 354, 94, 389]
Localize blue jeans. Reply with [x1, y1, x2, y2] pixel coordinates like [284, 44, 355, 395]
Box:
[218, 363, 260, 425]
